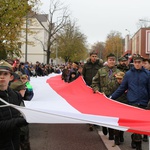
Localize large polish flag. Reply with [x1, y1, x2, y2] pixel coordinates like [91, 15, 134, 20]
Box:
[4, 74, 150, 135]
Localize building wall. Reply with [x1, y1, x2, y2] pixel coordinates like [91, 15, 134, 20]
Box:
[131, 28, 150, 58]
[145, 29, 150, 57]
[20, 15, 48, 64]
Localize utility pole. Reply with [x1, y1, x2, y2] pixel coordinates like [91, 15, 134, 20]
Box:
[25, 14, 28, 62]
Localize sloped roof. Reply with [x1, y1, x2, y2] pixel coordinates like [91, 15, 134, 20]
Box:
[27, 11, 48, 22]
[35, 14, 48, 22]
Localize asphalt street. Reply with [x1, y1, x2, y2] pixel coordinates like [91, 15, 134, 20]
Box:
[29, 124, 149, 150]
[29, 124, 107, 150]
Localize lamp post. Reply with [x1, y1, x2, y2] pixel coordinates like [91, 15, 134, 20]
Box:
[125, 29, 130, 36]
[25, 14, 28, 62]
[125, 29, 130, 52]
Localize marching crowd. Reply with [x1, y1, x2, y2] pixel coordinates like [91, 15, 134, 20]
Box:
[61, 51, 150, 150]
[0, 51, 150, 150]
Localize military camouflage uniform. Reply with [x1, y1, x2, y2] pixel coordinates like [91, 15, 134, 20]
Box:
[91, 65, 120, 139]
[117, 64, 130, 72]
[91, 65, 120, 96]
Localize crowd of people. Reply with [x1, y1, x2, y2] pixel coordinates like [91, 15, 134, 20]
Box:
[0, 51, 150, 150]
[61, 52, 150, 150]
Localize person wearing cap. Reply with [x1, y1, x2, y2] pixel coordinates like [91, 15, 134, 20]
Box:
[117, 56, 130, 72]
[82, 51, 103, 131]
[112, 72, 127, 146]
[114, 72, 127, 104]
[10, 78, 31, 150]
[10, 73, 34, 150]
[91, 53, 120, 140]
[0, 60, 28, 150]
[110, 54, 150, 150]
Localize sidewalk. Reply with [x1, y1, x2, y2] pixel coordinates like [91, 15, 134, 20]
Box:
[98, 129, 149, 150]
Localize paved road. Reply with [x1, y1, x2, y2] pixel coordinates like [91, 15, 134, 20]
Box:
[118, 132, 149, 150]
[29, 124, 149, 150]
[29, 124, 107, 150]
[98, 128, 149, 150]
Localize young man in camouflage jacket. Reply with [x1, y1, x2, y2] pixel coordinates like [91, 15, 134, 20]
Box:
[91, 53, 120, 140]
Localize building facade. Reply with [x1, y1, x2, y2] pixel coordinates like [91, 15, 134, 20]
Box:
[19, 13, 49, 63]
[129, 28, 150, 58]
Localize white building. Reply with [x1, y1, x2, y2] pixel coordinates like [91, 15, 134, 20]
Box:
[19, 13, 49, 64]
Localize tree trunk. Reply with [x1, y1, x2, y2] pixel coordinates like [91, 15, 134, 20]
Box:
[47, 50, 50, 64]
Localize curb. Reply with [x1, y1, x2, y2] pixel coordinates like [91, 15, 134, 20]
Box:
[98, 131, 121, 150]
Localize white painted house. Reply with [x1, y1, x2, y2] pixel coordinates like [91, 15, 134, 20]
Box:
[20, 13, 49, 64]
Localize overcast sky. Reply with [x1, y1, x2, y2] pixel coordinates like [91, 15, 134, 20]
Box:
[40, 0, 150, 45]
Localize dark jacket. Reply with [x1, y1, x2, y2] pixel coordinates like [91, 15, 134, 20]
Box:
[115, 83, 127, 104]
[82, 58, 103, 86]
[111, 67, 150, 106]
[0, 87, 27, 150]
[68, 68, 79, 82]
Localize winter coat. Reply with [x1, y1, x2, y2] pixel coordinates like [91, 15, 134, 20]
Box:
[111, 66, 150, 106]
[82, 58, 103, 86]
[0, 87, 27, 150]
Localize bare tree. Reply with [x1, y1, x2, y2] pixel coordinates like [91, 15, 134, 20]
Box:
[104, 31, 123, 61]
[36, 0, 69, 64]
[56, 20, 87, 62]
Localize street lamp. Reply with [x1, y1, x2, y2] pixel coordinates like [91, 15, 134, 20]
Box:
[139, 19, 150, 22]
[125, 29, 130, 52]
[125, 29, 130, 36]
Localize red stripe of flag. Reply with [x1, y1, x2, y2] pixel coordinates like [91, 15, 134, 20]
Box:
[47, 75, 150, 135]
